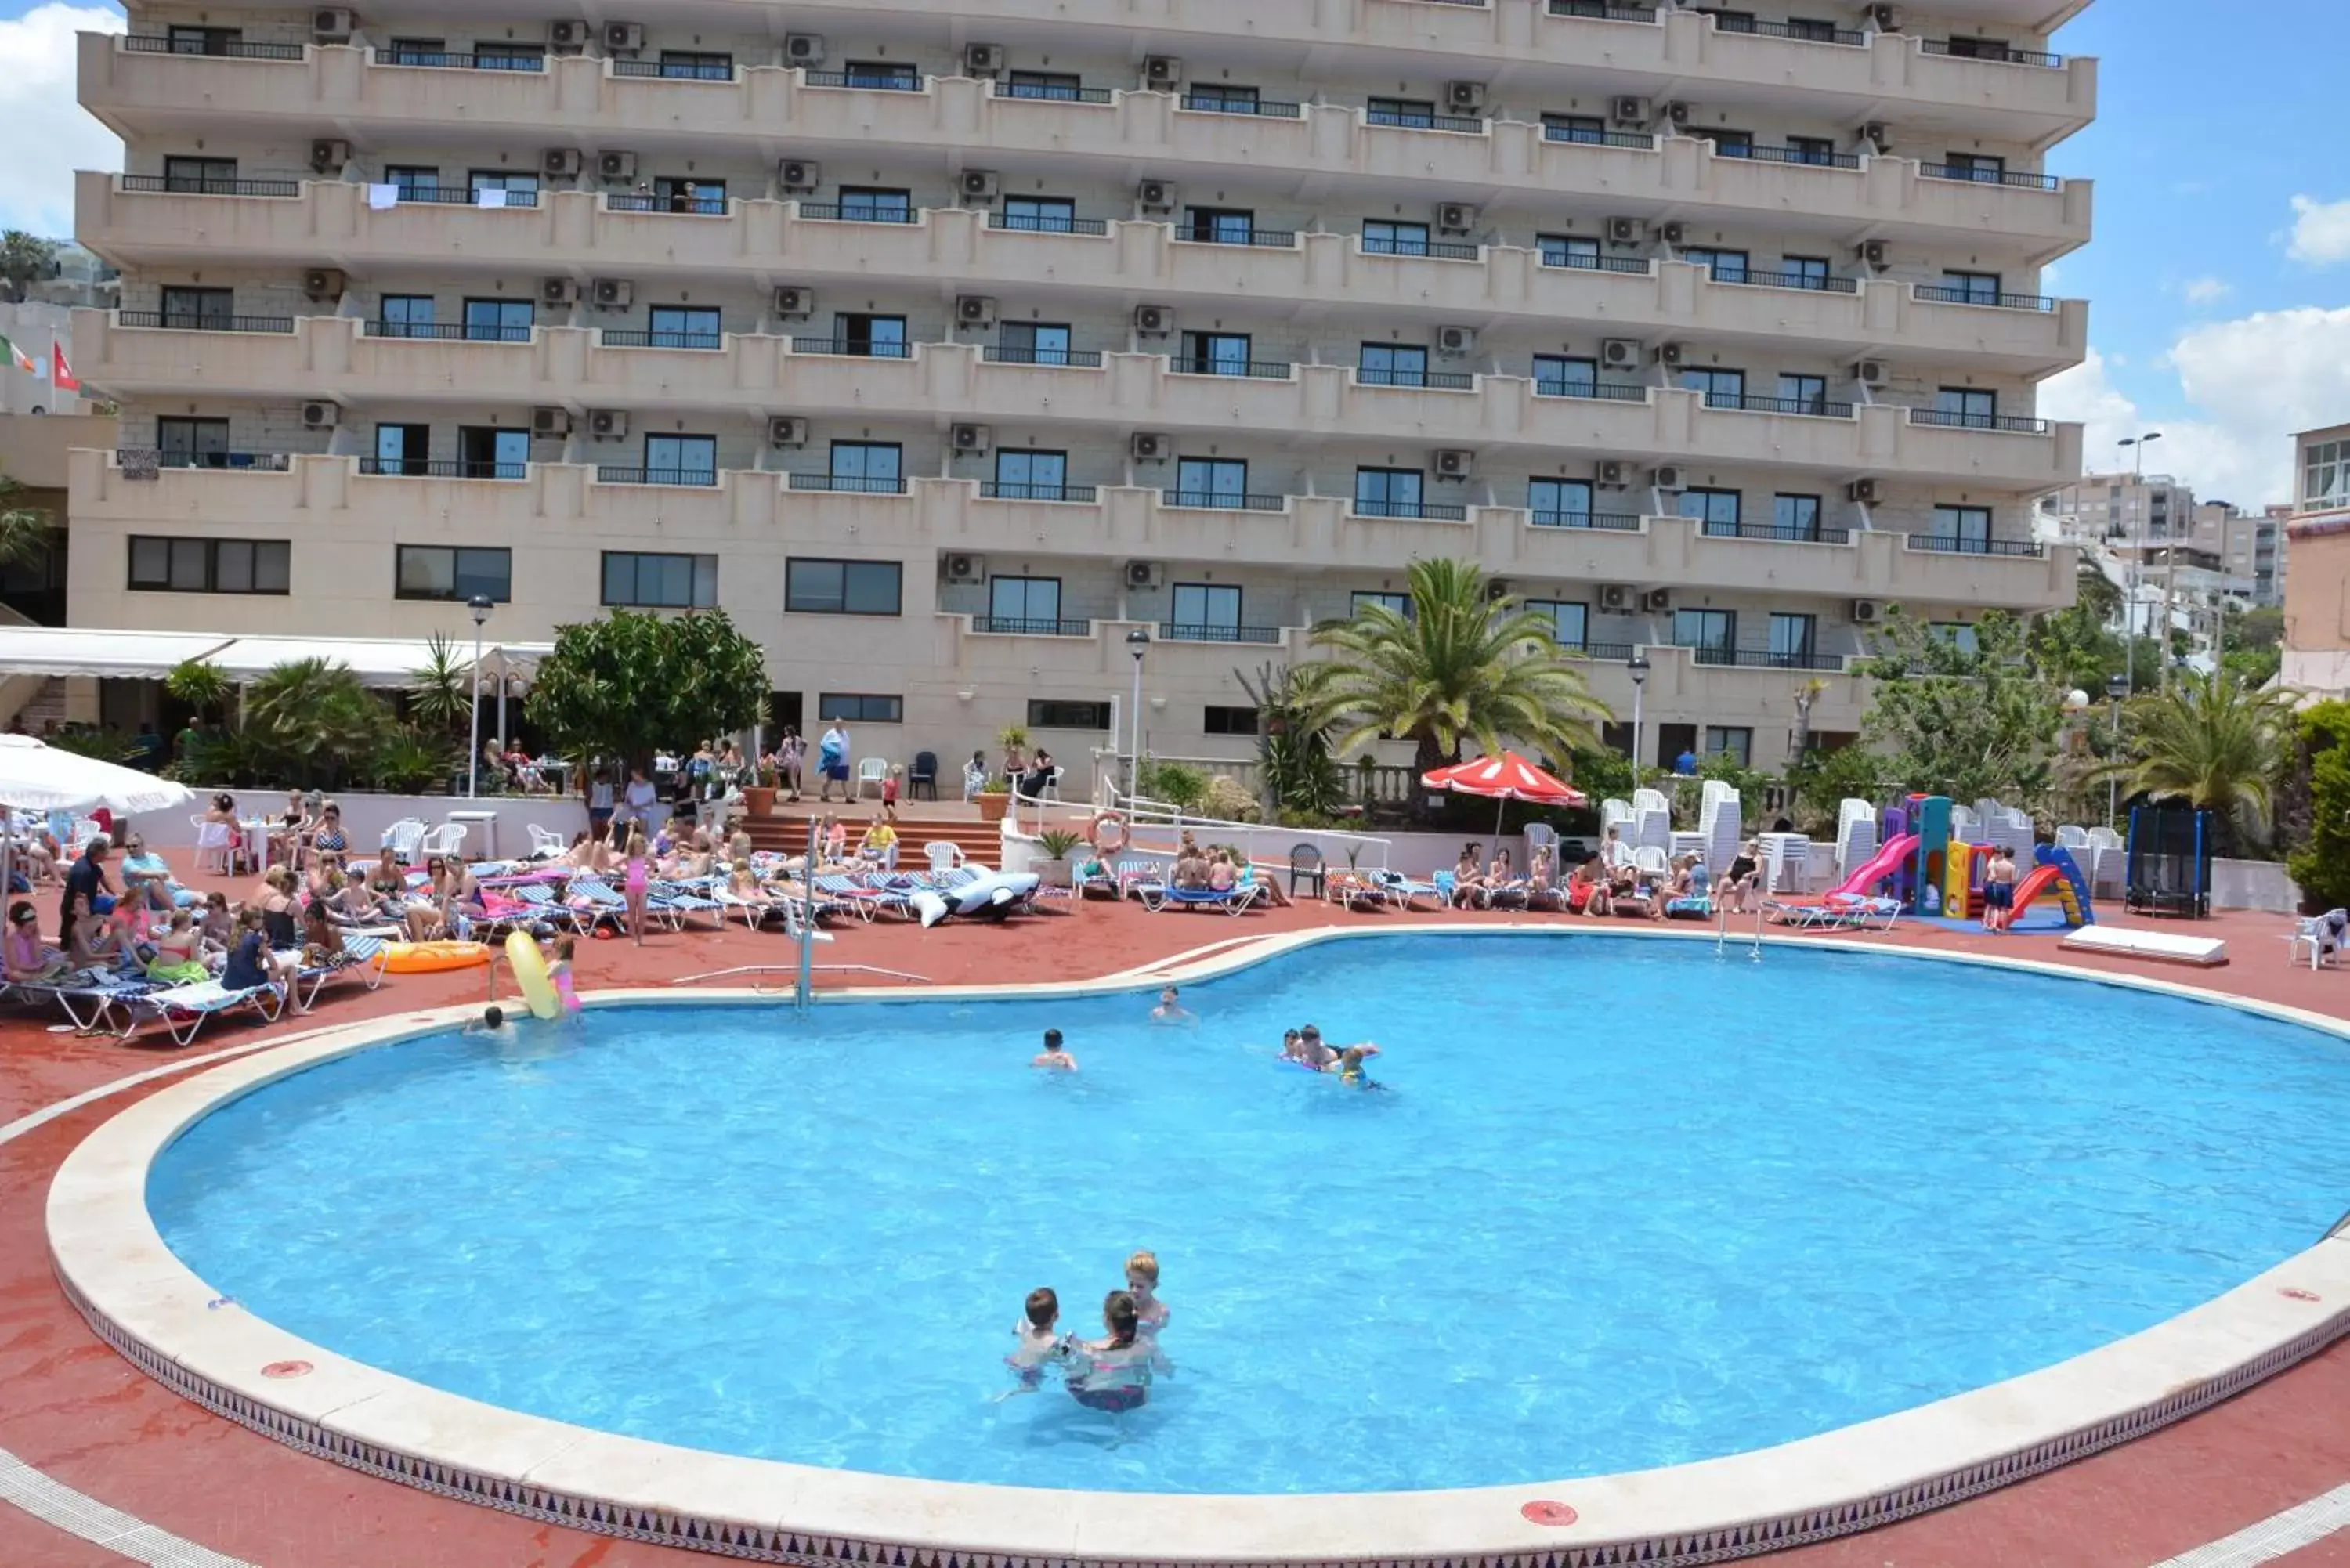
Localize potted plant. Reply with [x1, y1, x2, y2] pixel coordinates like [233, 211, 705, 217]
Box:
[974, 774, 1013, 824]
[743, 760, 778, 820]
[996, 722, 1031, 775]
[1032, 827, 1086, 887]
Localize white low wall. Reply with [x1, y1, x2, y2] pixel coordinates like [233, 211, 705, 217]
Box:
[2212, 858, 2300, 914]
[125, 790, 588, 863]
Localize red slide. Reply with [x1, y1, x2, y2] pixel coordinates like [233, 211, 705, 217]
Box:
[2008, 865, 2063, 917]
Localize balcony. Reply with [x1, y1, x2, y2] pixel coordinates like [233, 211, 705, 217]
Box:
[1920, 38, 2066, 69]
[791, 338, 914, 359]
[788, 473, 909, 495]
[374, 47, 544, 72]
[1904, 535, 2048, 559]
[1542, 123, 1657, 151]
[1355, 369, 1475, 392]
[991, 81, 1112, 106]
[120, 33, 303, 60]
[979, 482, 1098, 503]
[985, 211, 1108, 237]
[1714, 143, 1864, 172]
[1160, 623, 1285, 645]
[1908, 408, 2053, 436]
[1921, 163, 2063, 193]
[364, 321, 530, 343]
[973, 616, 1094, 637]
[118, 310, 289, 334]
[1353, 500, 1470, 522]
[595, 467, 719, 486]
[357, 458, 526, 479]
[1180, 93, 1303, 119]
[1163, 490, 1286, 513]
[1690, 646, 1849, 673]
[1169, 358, 1293, 380]
[1701, 392, 1858, 420]
[1701, 521, 1855, 545]
[796, 202, 916, 226]
[602, 329, 722, 351]
[119, 447, 289, 471]
[1913, 285, 2056, 313]
[611, 59, 736, 82]
[981, 347, 1104, 370]
[118, 174, 296, 199]
[608, 193, 729, 216]
[1533, 510, 1642, 531]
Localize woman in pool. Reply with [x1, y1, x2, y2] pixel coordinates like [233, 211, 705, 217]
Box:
[1067, 1290, 1152, 1413]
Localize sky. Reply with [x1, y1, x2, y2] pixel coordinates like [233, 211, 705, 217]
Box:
[0, 0, 2345, 506]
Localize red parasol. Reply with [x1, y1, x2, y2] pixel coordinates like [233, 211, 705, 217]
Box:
[1419, 750, 1586, 839]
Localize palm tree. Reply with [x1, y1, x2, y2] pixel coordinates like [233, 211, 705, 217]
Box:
[1302, 558, 1610, 808]
[0, 475, 55, 568]
[2101, 669, 2294, 842]
[407, 630, 472, 736]
[0, 231, 55, 305]
[245, 658, 387, 788]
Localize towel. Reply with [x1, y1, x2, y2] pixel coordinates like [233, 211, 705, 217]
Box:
[367, 183, 400, 210]
[475, 186, 508, 208]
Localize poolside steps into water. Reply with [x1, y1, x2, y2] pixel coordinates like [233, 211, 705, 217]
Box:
[732, 811, 1002, 869]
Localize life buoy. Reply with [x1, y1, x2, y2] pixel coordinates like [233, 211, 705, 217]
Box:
[1091, 811, 1127, 853]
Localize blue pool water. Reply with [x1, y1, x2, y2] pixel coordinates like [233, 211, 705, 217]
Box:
[149, 934, 2350, 1494]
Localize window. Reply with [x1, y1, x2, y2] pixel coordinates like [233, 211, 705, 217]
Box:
[827, 440, 902, 493]
[786, 558, 904, 615]
[1936, 386, 1998, 428]
[1781, 255, 1831, 288]
[1943, 269, 2002, 305]
[1679, 488, 1741, 529]
[988, 574, 1063, 628]
[1542, 114, 1607, 145]
[1184, 84, 1260, 113]
[457, 426, 529, 479]
[128, 536, 289, 594]
[1172, 457, 1247, 507]
[817, 693, 903, 722]
[1531, 477, 1595, 527]
[1029, 699, 1110, 730]
[1351, 591, 1412, 618]
[992, 450, 1069, 501]
[648, 305, 721, 349]
[1532, 354, 1598, 396]
[602, 551, 718, 608]
[379, 294, 436, 337]
[385, 36, 446, 64]
[1354, 466, 1425, 518]
[1359, 343, 1430, 388]
[1773, 493, 1823, 540]
[1003, 70, 1083, 100]
[652, 176, 724, 215]
[837, 186, 913, 222]
[1363, 220, 1431, 257]
[159, 287, 233, 329]
[162, 156, 237, 193]
[1931, 622, 1981, 655]
[1181, 207, 1255, 244]
[1786, 135, 1838, 166]
[1000, 196, 1076, 233]
[1675, 608, 1737, 653]
[468, 170, 537, 201]
[1171, 582, 1243, 636]
[1778, 373, 1829, 414]
[1681, 367, 1746, 406]
[2305, 439, 2350, 507]
[1942, 151, 2008, 182]
[1203, 704, 1259, 735]
[1178, 330, 1252, 375]
[1366, 96, 1437, 129]
[462, 298, 533, 342]
[644, 433, 718, 486]
[1527, 598, 1589, 649]
[155, 417, 231, 468]
[1681, 246, 1750, 284]
[841, 60, 919, 89]
[998, 322, 1072, 366]
[373, 422, 429, 475]
[1768, 612, 1817, 663]
[1785, 16, 1842, 42]
[167, 26, 242, 55]
[1932, 504, 1992, 552]
[1538, 233, 1600, 269]
[1704, 129, 1755, 157]
[656, 49, 732, 80]
[1703, 726, 1752, 766]
[833, 313, 908, 357]
[474, 41, 545, 70]
[395, 544, 512, 602]
[385, 164, 442, 197]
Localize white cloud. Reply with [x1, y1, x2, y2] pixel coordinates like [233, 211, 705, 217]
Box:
[2287, 195, 2350, 266]
[0, 5, 123, 237]
[2182, 276, 2232, 306]
[2044, 309, 2350, 508]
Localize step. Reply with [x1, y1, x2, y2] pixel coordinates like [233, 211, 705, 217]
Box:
[732, 813, 1002, 868]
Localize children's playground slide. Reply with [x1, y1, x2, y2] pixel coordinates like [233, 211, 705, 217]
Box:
[2008, 844, 2095, 927]
[1831, 833, 1920, 899]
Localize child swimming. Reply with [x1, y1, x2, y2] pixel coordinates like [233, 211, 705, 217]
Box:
[1336, 1045, 1385, 1090]
[997, 1286, 1075, 1399]
[1067, 1290, 1152, 1413]
[1126, 1249, 1172, 1373]
[546, 933, 580, 1013]
[1150, 986, 1195, 1025]
[463, 1005, 515, 1041]
[1031, 1028, 1077, 1071]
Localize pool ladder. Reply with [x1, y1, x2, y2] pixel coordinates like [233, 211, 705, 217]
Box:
[1716, 901, 1764, 963]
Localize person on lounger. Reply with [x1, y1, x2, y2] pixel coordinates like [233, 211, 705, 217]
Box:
[1453, 842, 1488, 899]
[1567, 857, 1610, 916]
[4, 900, 67, 983]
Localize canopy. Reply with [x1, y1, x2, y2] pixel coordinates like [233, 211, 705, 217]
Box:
[0, 735, 194, 815]
[0, 627, 555, 688]
[1420, 751, 1588, 807]
[202, 635, 555, 688]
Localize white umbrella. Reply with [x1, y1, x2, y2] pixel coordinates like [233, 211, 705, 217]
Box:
[0, 735, 194, 816]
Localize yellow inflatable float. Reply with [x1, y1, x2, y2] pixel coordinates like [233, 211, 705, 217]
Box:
[379, 940, 493, 975]
[504, 929, 562, 1021]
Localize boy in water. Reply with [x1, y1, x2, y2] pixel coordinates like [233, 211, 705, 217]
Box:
[1031, 1028, 1077, 1071]
[1336, 1046, 1385, 1090]
[463, 1005, 515, 1042]
[997, 1286, 1073, 1398]
[1150, 986, 1194, 1025]
[1126, 1249, 1173, 1372]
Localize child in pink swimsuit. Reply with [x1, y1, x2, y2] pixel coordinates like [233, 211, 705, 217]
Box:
[623, 826, 650, 947]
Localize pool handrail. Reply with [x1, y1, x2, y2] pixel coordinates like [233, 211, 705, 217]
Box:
[1092, 780, 1394, 875]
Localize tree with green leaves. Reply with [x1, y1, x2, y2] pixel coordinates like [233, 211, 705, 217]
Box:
[2288, 701, 2350, 910]
[525, 609, 768, 769]
[0, 231, 56, 305]
[1301, 558, 1610, 814]
[0, 474, 56, 571]
[1852, 606, 2067, 806]
[244, 658, 386, 789]
[1232, 661, 1343, 821]
[2219, 602, 2284, 689]
[2099, 669, 2294, 850]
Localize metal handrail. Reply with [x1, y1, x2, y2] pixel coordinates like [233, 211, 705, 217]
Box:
[1168, 357, 1293, 379]
[1363, 237, 1482, 262]
[1180, 94, 1303, 118]
[1159, 623, 1285, 643]
[978, 482, 1099, 503]
[790, 337, 913, 358]
[1355, 368, 1475, 390]
[1920, 162, 2063, 192]
[974, 616, 1094, 636]
[1712, 268, 1860, 294]
[365, 322, 533, 341]
[1701, 521, 1854, 545]
[1176, 228, 1300, 249]
[1540, 248, 1654, 275]
[1534, 379, 1650, 403]
[1704, 392, 1856, 419]
[1542, 124, 1658, 150]
[1914, 284, 2057, 313]
[358, 459, 527, 479]
[1533, 511, 1642, 531]
[1367, 110, 1485, 134]
[600, 329, 723, 349]
[793, 202, 914, 224]
[607, 193, 729, 215]
[1905, 535, 2047, 558]
[1162, 491, 1286, 512]
[119, 310, 293, 333]
[1101, 781, 1395, 873]
[123, 34, 305, 60]
[987, 213, 1109, 236]
[121, 175, 299, 197]
[992, 81, 1114, 104]
[367, 184, 540, 208]
[612, 59, 736, 81]
[1354, 500, 1469, 522]
[1547, 0, 1658, 20]
[803, 70, 925, 90]
[1908, 407, 2054, 435]
[377, 49, 545, 70]
[1712, 142, 1863, 171]
[787, 473, 909, 493]
[982, 346, 1104, 368]
[1710, 14, 1863, 46]
[596, 467, 721, 486]
[1922, 38, 2064, 68]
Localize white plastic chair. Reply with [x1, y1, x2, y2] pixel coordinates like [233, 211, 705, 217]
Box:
[2287, 909, 2346, 971]
[192, 818, 240, 875]
[526, 825, 569, 858]
[416, 822, 468, 859]
[1632, 844, 1669, 876]
[381, 818, 427, 863]
[925, 841, 966, 874]
[855, 757, 889, 799]
[1039, 764, 1064, 803]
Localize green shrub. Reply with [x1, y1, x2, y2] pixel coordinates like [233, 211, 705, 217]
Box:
[1138, 759, 1209, 810]
[1202, 773, 1260, 822]
[2288, 701, 2350, 911]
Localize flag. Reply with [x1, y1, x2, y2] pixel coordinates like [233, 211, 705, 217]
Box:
[49, 339, 76, 392]
[0, 334, 36, 377]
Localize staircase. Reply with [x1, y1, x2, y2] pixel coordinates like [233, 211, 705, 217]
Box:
[732, 809, 1003, 869]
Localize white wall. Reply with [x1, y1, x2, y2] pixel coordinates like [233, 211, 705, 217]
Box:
[128, 789, 587, 862]
[2212, 857, 2298, 915]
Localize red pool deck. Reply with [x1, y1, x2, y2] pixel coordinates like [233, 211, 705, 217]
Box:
[5, 875, 2349, 1567]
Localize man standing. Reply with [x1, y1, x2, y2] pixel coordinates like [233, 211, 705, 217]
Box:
[1983, 847, 2017, 934]
[60, 834, 113, 939]
[817, 721, 850, 802]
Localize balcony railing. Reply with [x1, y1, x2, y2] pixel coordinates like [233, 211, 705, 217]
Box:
[372, 184, 540, 208]
[802, 70, 926, 90]
[1712, 268, 1859, 294]
[1541, 249, 1654, 276]
[1366, 109, 1485, 135]
[1701, 521, 1855, 545]
[791, 338, 914, 359]
[992, 81, 1114, 105]
[1532, 511, 1642, 531]
[120, 310, 293, 333]
[1563, 641, 1636, 662]
[1547, 0, 1658, 19]
[121, 34, 305, 60]
[982, 346, 1104, 369]
[358, 458, 527, 479]
[1907, 535, 2048, 558]
[1708, 15, 1864, 46]
[1354, 500, 1469, 521]
[1921, 38, 2064, 68]
[787, 473, 909, 494]
[979, 482, 1099, 504]
[1163, 491, 1285, 512]
[974, 616, 1095, 636]
[1704, 392, 1856, 419]
[1714, 143, 1864, 172]
[608, 193, 730, 215]
[1542, 124, 1658, 151]
[1535, 379, 1650, 403]
[596, 467, 721, 486]
[611, 59, 736, 81]
[601, 329, 723, 350]
[1920, 163, 2063, 192]
[365, 321, 533, 342]
[377, 49, 544, 70]
[1180, 95, 1303, 118]
[1355, 368, 1474, 391]
[1693, 647, 1849, 672]
[121, 175, 298, 198]
[796, 201, 916, 225]
[1168, 357, 1292, 379]
[1913, 285, 2057, 312]
[1909, 408, 2053, 435]
[1160, 623, 1284, 644]
[1177, 228, 1299, 249]
[1362, 237, 1481, 262]
[987, 212, 1109, 237]
[124, 450, 291, 471]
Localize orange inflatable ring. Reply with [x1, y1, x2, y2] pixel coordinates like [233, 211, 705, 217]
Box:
[380, 940, 494, 974]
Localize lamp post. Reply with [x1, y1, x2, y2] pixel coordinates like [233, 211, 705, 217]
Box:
[2117, 432, 2162, 693]
[2105, 670, 2129, 829]
[465, 593, 494, 799]
[1627, 649, 1650, 793]
[1124, 626, 1151, 800]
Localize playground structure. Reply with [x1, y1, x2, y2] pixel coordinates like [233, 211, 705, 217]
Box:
[1828, 794, 2096, 929]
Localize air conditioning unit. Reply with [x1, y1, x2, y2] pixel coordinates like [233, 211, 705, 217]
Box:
[1851, 598, 1882, 624]
[964, 42, 1004, 76]
[1594, 458, 1630, 487]
[541, 276, 580, 306]
[1601, 338, 1641, 370]
[1655, 341, 1684, 367]
[1144, 54, 1183, 86]
[1445, 80, 1486, 113]
[1125, 559, 1165, 589]
[1435, 201, 1476, 235]
[1133, 303, 1173, 336]
[1659, 221, 1686, 247]
[591, 277, 633, 308]
[1486, 579, 1513, 602]
[784, 33, 825, 66]
[1860, 121, 1890, 153]
[312, 9, 354, 43]
[302, 400, 338, 428]
[588, 409, 627, 439]
[951, 422, 992, 454]
[1137, 179, 1177, 212]
[1867, 4, 1898, 31]
[1611, 96, 1648, 125]
[943, 553, 987, 584]
[548, 20, 588, 52]
[778, 159, 820, 193]
[1857, 238, 1889, 269]
[767, 416, 808, 447]
[1848, 478, 1882, 505]
[602, 20, 643, 53]
[1130, 431, 1170, 461]
[1650, 464, 1687, 491]
[530, 406, 572, 438]
[1599, 584, 1632, 612]
[1434, 448, 1474, 480]
[958, 168, 1000, 203]
[773, 286, 814, 320]
[1643, 587, 1673, 613]
[1436, 324, 1475, 356]
[1664, 100, 1691, 125]
[1606, 215, 1643, 245]
[1854, 359, 1888, 387]
[541, 148, 583, 179]
[302, 266, 346, 301]
[598, 151, 637, 182]
[955, 294, 998, 328]
[309, 139, 350, 174]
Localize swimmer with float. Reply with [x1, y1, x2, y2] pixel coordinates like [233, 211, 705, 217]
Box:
[502, 929, 569, 1021]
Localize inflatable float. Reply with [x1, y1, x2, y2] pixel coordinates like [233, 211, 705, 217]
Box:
[909, 870, 1042, 928]
[504, 930, 561, 1020]
[380, 940, 493, 974]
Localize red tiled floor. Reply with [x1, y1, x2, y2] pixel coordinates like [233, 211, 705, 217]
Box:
[3, 862, 2348, 1566]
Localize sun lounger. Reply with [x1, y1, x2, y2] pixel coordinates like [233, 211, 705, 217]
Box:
[651, 880, 728, 930]
[294, 933, 389, 1012]
[16, 964, 161, 1034]
[1137, 882, 1258, 914]
[1362, 869, 1441, 911]
[121, 977, 284, 1046]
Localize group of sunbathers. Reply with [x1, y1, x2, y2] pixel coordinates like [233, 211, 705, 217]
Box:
[1003, 1251, 1170, 1413]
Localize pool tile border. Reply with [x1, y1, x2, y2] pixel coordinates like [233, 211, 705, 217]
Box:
[46, 927, 2350, 1568]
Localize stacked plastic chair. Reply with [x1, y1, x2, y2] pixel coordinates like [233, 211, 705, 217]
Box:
[1697, 781, 1741, 882]
[1835, 799, 1879, 881]
[1630, 788, 1672, 856]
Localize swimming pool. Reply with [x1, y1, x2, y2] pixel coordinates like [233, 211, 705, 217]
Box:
[144, 933, 2350, 1498]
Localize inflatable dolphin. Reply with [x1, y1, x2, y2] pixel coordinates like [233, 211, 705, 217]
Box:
[910, 870, 1042, 928]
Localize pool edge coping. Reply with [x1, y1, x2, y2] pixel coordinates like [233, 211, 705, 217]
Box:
[45, 923, 2350, 1568]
